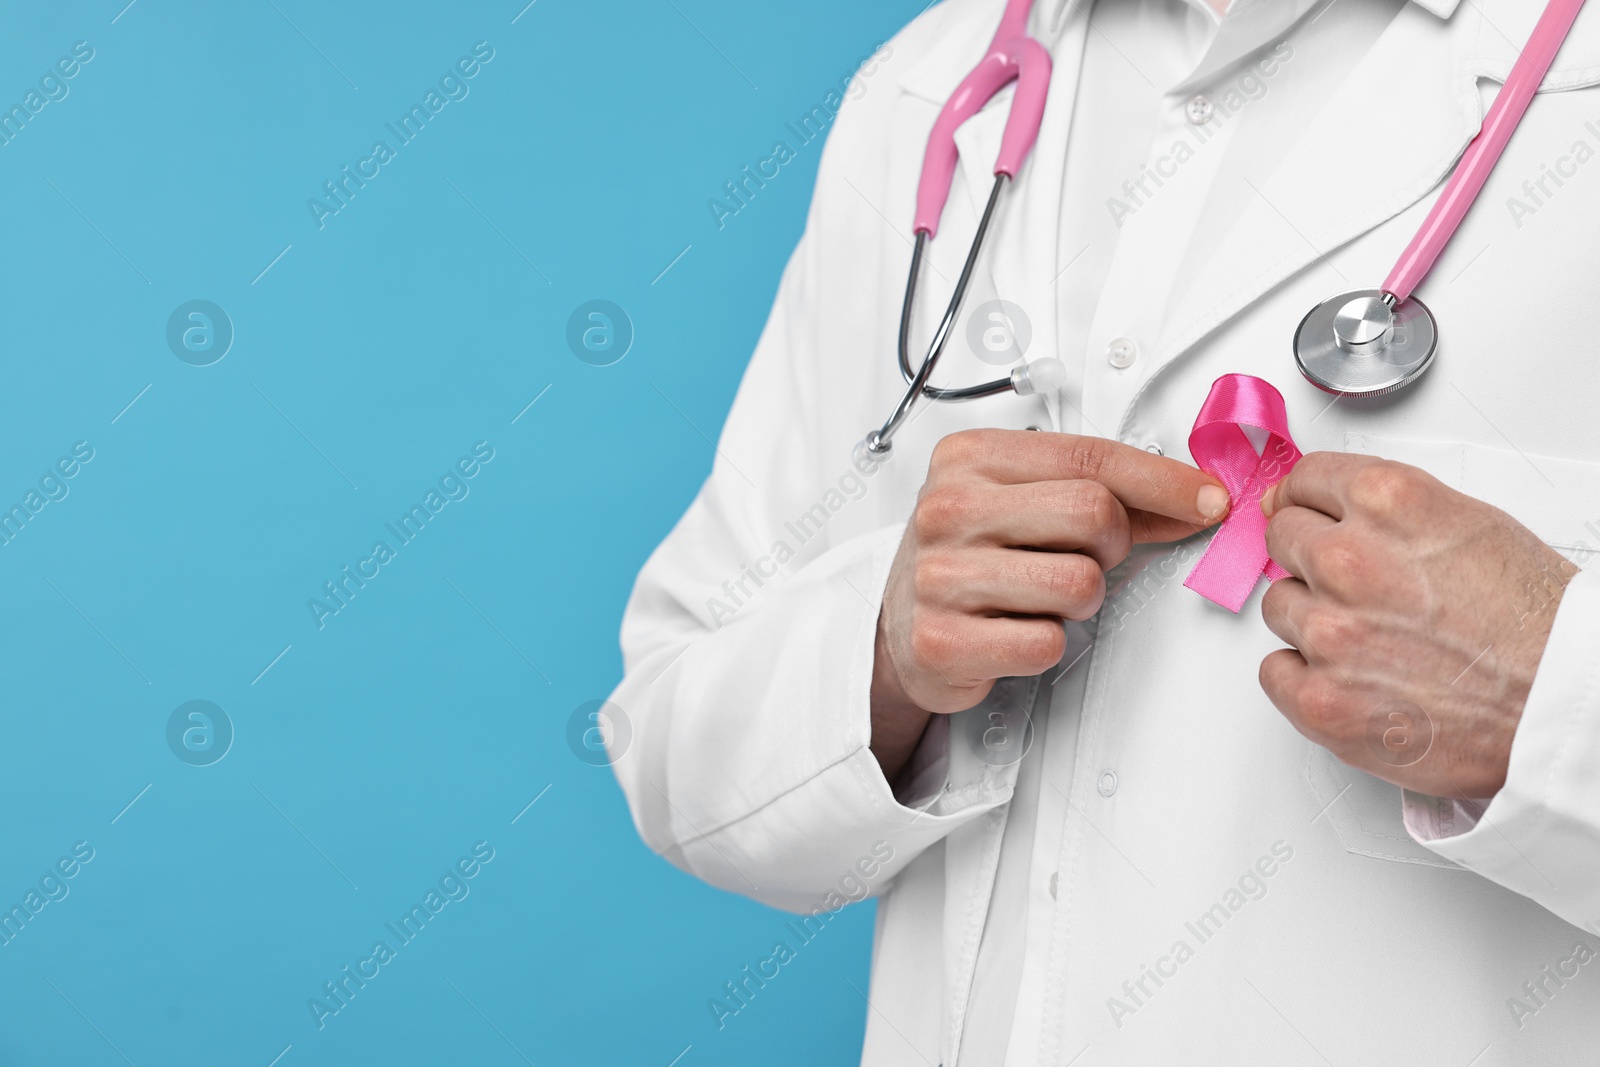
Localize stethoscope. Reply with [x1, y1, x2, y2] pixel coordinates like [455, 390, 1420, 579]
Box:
[861, 0, 1587, 458]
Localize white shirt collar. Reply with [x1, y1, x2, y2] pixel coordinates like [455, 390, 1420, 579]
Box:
[1173, 0, 1327, 91]
[1179, 0, 1464, 19]
[1408, 0, 1464, 17]
[1041, 0, 1464, 94]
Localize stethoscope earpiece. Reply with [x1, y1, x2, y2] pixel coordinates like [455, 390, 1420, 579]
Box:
[1012, 357, 1066, 397]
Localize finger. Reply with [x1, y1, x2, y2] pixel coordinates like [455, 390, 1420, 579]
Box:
[1261, 451, 1373, 519]
[1260, 577, 1315, 652]
[917, 613, 1067, 683]
[933, 430, 1230, 527]
[1263, 505, 1337, 582]
[960, 480, 1132, 569]
[1125, 507, 1219, 546]
[1258, 646, 1310, 718]
[941, 547, 1107, 620]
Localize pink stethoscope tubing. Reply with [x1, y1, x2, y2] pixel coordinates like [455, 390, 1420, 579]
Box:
[1384, 0, 1588, 301]
[865, 0, 1591, 438]
[913, 0, 1052, 236]
[863, 0, 1052, 458]
[1296, 0, 1586, 396]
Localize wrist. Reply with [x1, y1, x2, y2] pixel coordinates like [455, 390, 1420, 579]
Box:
[869, 621, 933, 783]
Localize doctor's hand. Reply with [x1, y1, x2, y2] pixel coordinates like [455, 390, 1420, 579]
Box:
[871, 429, 1230, 781]
[1259, 453, 1579, 800]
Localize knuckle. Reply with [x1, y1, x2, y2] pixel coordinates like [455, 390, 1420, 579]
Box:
[1015, 621, 1067, 671]
[1101, 518, 1133, 566]
[909, 616, 960, 667]
[1310, 533, 1373, 594]
[1065, 479, 1119, 531]
[1299, 605, 1356, 657]
[1048, 556, 1105, 617]
[910, 553, 960, 605]
[912, 485, 974, 540]
[1258, 650, 1284, 692]
[1110, 526, 1135, 565]
[930, 429, 996, 472]
[1059, 434, 1110, 482]
[1349, 462, 1422, 516]
[1296, 677, 1351, 737]
[1259, 650, 1295, 704]
[1033, 552, 1081, 596]
[1287, 452, 1329, 486]
[928, 432, 968, 471]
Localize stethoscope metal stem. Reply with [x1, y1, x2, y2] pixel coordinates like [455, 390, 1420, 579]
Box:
[867, 174, 1011, 456]
[1294, 0, 1585, 395]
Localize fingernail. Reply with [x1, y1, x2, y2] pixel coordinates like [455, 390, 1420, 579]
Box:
[1197, 484, 1229, 520]
[1260, 485, 1277, 516]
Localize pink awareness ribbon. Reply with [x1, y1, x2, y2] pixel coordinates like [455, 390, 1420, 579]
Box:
[1183, 374, 1303, 613]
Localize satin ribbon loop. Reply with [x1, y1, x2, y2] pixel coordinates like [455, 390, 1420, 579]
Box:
[1183, 374, 1303, 613]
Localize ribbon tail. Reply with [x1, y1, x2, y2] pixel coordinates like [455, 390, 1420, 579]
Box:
[1184, 503, 1273, 613]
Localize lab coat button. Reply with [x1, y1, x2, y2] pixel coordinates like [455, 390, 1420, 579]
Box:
[1048, 871, 1059, 900]
[1186, 94, 1214, 124]
[1144, 442, 1163, 456]
[1098, 771, 1118, 797]
[1107, 337, 1137, 368]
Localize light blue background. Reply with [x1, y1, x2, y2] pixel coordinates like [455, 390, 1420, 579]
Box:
[0, 1, 923, 1064]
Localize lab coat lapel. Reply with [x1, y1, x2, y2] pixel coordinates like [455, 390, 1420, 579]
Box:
[1120, 2, 1482, 434]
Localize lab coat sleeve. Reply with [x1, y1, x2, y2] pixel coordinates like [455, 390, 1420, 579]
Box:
[606, 123, 1014, 914]
[1403, 565, 1600, 930]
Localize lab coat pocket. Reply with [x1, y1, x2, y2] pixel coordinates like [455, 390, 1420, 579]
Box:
[1304, 744, 1465, 869]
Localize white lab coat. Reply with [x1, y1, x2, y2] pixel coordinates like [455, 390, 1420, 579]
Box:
[611, 0, 1600, 1062]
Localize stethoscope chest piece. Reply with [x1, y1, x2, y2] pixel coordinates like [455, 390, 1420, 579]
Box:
[1293, 289, 1437, 397]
